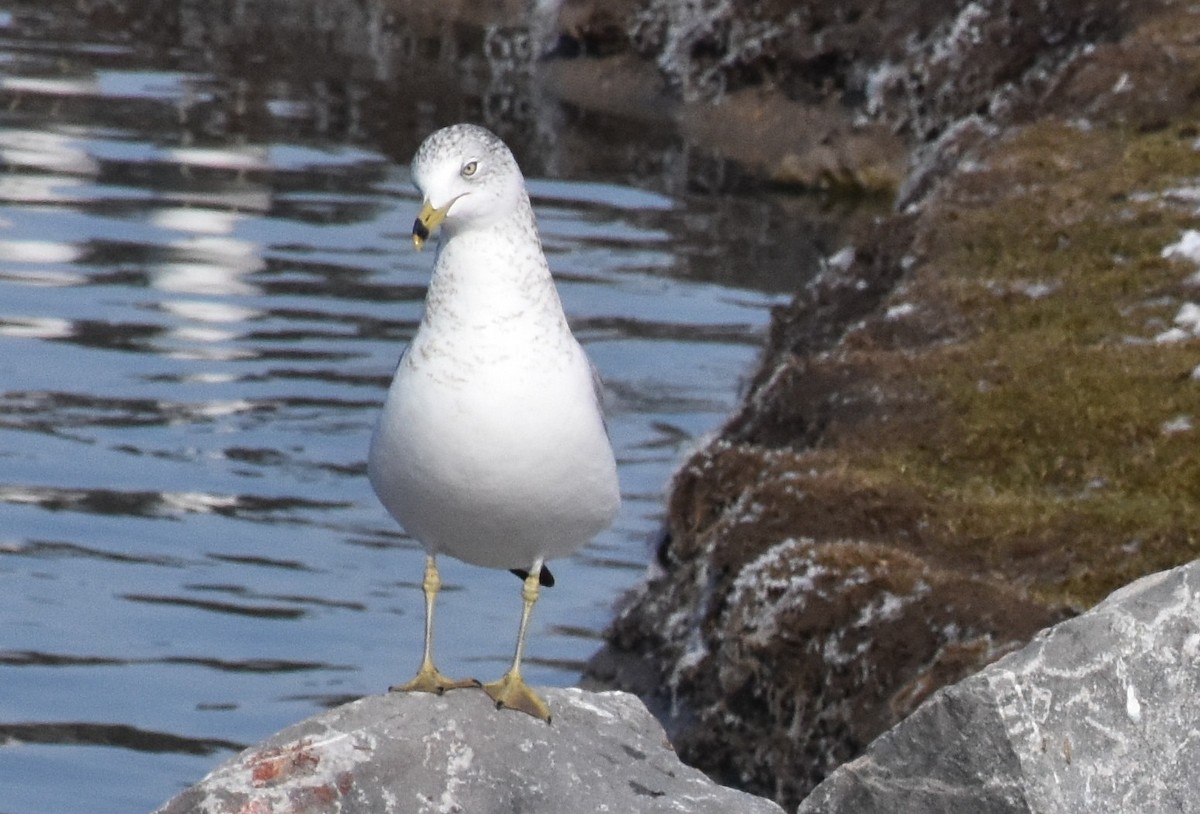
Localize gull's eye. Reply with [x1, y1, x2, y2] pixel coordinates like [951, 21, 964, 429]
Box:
[461, 161, 478, 178]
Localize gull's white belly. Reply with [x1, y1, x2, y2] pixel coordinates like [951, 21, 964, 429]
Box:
[367, 347, 619, 570]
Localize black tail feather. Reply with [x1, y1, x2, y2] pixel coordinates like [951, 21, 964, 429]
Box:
[509, 564, 555, 587]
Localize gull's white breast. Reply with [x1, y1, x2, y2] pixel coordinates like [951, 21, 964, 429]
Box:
[368, 314, 619, 570]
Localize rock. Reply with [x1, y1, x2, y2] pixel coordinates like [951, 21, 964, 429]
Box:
[581, 212, 1071, 810]
[673, 90, 906, 195]
[559, 0, 1161, 144]
[153, 687, 784, 814]
[798, 560, 1200, 813]
[586, 4, 1200, 810]
[584, 521, 1064, 810]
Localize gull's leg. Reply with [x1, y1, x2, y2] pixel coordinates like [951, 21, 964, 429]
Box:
[483, 557, 552, 723]
[390, 554, 479, 694]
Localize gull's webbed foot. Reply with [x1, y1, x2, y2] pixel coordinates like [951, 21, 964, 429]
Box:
[390, 662, 480, 695]
[482, 670, 551, 723]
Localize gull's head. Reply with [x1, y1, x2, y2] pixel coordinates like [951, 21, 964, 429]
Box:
[409, 124, 526, 250]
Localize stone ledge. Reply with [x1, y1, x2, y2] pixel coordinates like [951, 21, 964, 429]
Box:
[154, 687, 784, 814]
[798, 559, 1200, 813]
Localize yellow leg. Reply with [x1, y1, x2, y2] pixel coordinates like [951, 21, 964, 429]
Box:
[390, 555, 479, 694]
[483, 558, 552, 723]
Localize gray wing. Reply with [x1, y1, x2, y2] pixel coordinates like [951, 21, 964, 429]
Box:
[590, 360, 612, 438]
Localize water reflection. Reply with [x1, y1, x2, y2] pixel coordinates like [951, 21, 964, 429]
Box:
[0, 3, 852, 813]
[0, 721, 244, 756]
[0, 128, 101, 176]
[0, 483, 350, 519]
[0, 649, 348, 675]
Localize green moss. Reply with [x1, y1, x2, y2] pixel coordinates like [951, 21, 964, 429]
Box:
[849, 122, 1200, 607]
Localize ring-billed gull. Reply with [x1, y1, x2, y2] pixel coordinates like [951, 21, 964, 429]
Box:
[368, 123, 621, 722]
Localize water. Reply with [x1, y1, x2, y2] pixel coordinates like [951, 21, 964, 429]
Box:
[0, 3, 838, 811]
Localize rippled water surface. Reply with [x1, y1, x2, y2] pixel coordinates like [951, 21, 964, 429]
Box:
[0, 4, 839, 811]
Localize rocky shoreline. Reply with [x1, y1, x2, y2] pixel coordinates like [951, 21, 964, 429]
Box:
[154, 687, 787, 814]
[155, 557, 1200, 812]
[552, 0, 1200, 808]
[156, 559, 1199, 813]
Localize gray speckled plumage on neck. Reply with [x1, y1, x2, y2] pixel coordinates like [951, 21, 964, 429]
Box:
[408, 126, 571, 367]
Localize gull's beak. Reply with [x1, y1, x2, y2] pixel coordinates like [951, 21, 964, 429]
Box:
[412, 200, 451, 251]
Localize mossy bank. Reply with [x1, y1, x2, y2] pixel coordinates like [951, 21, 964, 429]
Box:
[581, 1, 1200, 809]
[829, 119, 1200, 610]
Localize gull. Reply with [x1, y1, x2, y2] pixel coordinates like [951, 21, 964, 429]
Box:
[368, 123, 621, 722]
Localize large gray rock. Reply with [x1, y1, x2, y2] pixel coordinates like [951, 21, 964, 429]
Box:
[155, 687, 783, 814]
[798, 560, 1200, 813]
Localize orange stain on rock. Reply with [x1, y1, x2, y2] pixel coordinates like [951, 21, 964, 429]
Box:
[246, 739, 321, 787]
